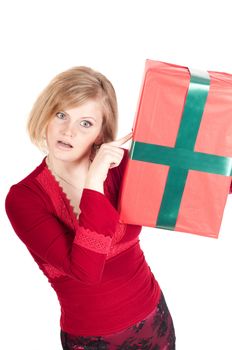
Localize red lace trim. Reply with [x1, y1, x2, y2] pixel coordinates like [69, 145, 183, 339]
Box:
[74, 225, 112, 254]
[111, 222, 127, 244]
[42, 263, 66, 279]
[36, 167, 76, 230]
[36, 165, 132, 260]
[106, 238, 139, 259]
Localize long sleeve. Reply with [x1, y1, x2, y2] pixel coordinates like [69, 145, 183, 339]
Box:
[5, 184, 120, 285]
[4, 152, 162, 337]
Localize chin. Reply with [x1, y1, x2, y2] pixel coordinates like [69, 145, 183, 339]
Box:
[53, 151, 89, 164]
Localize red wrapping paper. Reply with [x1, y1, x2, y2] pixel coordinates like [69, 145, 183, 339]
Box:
[118, 60, 232, 238]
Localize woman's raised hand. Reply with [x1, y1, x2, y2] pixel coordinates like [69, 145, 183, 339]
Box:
[85, 132, 133, 191]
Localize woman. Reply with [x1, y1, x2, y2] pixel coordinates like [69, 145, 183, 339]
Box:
[5, 66, 175, 349]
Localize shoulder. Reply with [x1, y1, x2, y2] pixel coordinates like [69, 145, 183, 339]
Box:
[5, 157, 49, 212]
[14, 157, 47, 186]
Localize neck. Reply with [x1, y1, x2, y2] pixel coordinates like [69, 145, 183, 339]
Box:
[47, 154, 91, 172]
[46, 155, 92, 189]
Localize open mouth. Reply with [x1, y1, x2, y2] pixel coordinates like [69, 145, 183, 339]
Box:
[57, 140, 73, 148]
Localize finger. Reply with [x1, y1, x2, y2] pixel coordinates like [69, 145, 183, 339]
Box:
[111, 132, 133, 146]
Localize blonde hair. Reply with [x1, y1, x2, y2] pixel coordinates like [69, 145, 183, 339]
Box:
[27, 66, 118, 152]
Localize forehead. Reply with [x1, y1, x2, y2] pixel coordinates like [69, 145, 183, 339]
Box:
[63, 99, 104, 121]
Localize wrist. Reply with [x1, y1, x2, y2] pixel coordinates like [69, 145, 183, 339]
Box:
[84, 179, 104, 194]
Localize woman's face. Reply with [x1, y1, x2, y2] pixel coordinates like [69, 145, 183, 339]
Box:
[46, 99, 104, 163]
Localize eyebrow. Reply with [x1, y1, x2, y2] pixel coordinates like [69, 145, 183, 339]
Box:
[63, 111, 96, 121]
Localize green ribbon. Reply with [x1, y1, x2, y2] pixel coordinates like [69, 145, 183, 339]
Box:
[129, 68, 232, 230]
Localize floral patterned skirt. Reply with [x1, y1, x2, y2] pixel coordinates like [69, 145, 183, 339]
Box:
[60, 292, 176, 350]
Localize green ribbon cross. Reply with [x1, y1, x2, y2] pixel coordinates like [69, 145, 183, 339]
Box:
[129, 68, 232, 230]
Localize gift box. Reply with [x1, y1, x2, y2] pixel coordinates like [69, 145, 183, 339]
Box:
[118, 60, 232, 238]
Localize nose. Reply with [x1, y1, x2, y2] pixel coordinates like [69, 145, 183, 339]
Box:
[61, 122, 76, 137]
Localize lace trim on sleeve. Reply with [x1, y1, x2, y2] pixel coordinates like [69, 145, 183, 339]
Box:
[107, 238, 139, 259]
[74, 225, 112, 254]
[42, 263, 67, 279]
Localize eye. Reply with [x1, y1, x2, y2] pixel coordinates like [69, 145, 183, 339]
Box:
[56, 112, 66, 119]
[80, 120, 93, 128]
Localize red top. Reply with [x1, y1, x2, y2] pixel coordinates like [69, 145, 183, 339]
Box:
[5, 148, 161, 336]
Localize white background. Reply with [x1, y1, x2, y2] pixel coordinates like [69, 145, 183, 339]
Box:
[1, 1, 232, 349]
